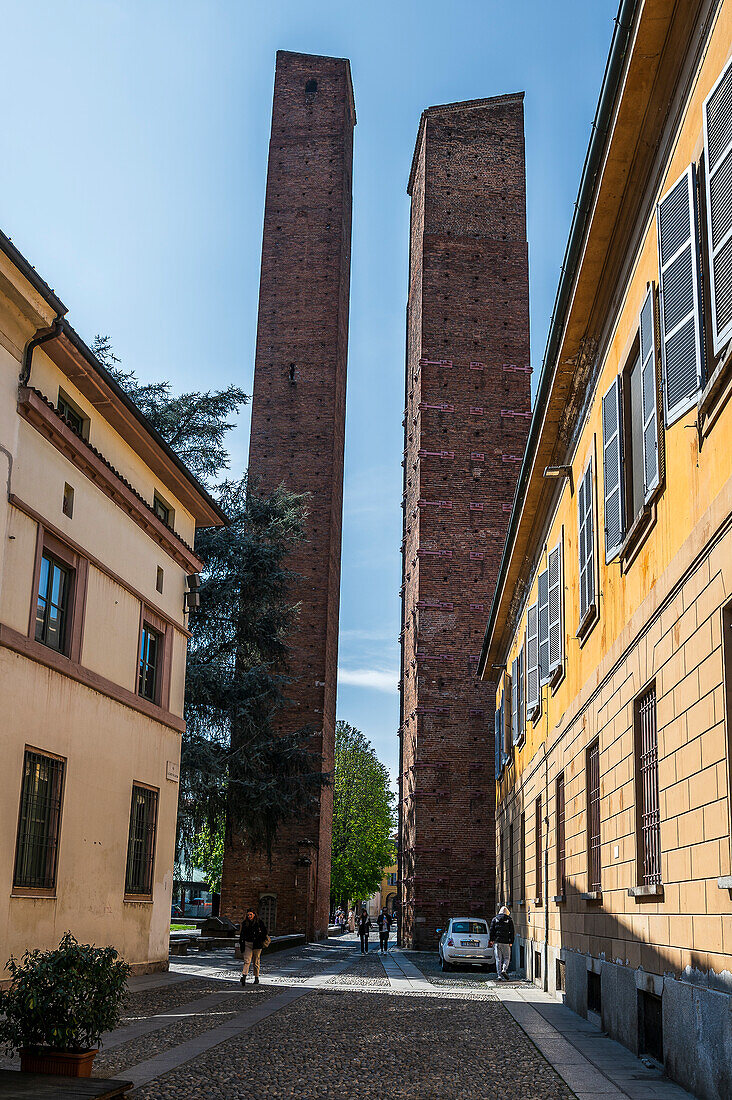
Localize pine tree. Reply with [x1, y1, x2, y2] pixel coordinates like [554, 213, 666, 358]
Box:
[92, 336, 324, 861]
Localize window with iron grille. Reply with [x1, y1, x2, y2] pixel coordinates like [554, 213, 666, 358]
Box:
[125, 785, 158, 895]
[35, 553, 72, 653]
[57, 390, 89, 440]
[508, 822, 514, 907]
[556, 772, 566, 897]
[587, 741, 601, 891]
[499, 829, 505, 903]
[14, 749, 65, 890]
[635, 685, 662, 886]
[520, 811, 526, 902]
[535, 796, 543, 903]
[138, 623, 161, 702]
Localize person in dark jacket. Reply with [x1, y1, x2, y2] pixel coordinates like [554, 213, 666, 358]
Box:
[357, 909, 371, 954]
[489, 905, 515, 980]
[377, 908, 391, 954]
[239, 908, 268, 985]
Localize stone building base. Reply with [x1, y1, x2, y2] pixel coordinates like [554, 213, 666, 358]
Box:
[518, 936, 732, 1100]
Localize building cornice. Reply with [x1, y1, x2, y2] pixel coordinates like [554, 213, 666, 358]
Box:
[17, 385, 204, 574]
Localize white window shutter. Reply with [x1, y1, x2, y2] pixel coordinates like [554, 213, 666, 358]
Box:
[538, 568, 549, 685]
[578, 463, 595, 624]
[583, 463, 595, 614]
[703, 56, 732, 353]
[494, 705, 501, 777]
[602, 376, 625, 561]
[525, 604, 540, 714]
[577, 467, 588, 622]
[547, 539, 563, 675]
[511, 658, 519, 745]
[517, 646, 525, 743]
[640, 285, 660, 499]
[657, 165, 704, 425]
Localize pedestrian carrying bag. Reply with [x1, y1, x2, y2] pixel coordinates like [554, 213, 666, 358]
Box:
[263, 935, 271, 948]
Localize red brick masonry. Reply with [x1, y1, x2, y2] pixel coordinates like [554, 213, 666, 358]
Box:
[399, 94, 531, 949]
[221, 51, 355, 940]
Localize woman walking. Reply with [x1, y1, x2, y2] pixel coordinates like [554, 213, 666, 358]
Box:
[377, 907, 391, 954]
[357, 908, 371, 954]
[239, 907, 268, 985]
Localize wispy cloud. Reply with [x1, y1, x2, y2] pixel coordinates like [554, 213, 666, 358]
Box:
[338, 668, 399, 694]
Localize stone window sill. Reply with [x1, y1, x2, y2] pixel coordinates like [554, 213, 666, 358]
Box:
[628, 884, 664, 900]
[553, 894, 566, 905]
[717, 876, 732, 890]
[580, 890, 602, 903]
[124, 895, 154, 904]
[700, 342, 732, 436]
[11, 891, 56, 899]
[620, 499, 657, 572]
[576, 604, 600, 648]
[533, 897, 542, 906]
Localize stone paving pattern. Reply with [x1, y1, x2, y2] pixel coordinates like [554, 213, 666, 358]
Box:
[93, 994, 257, 1079]
[133, 950, 572, 1100]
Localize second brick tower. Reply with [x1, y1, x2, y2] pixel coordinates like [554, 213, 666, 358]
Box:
[399, 94, 531, 949]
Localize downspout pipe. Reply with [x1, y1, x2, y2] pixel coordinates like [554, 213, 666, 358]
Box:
[20, 316, 64, 387]
[478, 0, 638, 679]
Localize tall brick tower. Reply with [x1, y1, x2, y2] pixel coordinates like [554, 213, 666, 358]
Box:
[399, 95, 530, 949]
[221, 51, 355, 940]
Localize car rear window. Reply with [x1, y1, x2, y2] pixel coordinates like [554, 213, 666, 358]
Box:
[451, 921, 488, 934]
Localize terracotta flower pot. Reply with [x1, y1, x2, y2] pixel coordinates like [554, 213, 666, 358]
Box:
[20, 1048, 97, 1077]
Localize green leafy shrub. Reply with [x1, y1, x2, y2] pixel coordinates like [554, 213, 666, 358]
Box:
[0, 932, 130, 1053]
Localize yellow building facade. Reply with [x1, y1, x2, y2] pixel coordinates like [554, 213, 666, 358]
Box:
[480, 2, 732, 1096]
[0, 232, 224, 976]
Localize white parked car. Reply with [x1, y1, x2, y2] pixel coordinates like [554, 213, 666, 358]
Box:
[437, 917, 494, 971]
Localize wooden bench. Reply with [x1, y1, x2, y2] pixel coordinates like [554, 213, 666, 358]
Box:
[0, 1071, 132, 1098]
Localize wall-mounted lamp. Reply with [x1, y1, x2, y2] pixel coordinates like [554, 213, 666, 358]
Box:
[184, 572, 201, 612]
[543, 465, 574, 495]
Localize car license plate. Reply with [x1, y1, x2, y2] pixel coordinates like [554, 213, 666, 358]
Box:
[461, 939, 480, 947]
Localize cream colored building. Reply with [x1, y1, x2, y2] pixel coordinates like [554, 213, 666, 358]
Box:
[479, 2, 732, 1097]
[0, 231, 225, 975]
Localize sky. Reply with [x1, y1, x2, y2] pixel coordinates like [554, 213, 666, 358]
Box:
[2, 0, 618, 786]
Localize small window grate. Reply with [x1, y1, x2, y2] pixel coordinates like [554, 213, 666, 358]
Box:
[125, 785, 158, 895]
[535, 797, 543, 903]
[587, 742, 601, 891]
[556, 773, 566, 896]
[637, 686, 662, 885]
[14, 750, 65, 890]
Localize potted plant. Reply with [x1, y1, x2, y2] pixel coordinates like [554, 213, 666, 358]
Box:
[0, 931, 130, 1077]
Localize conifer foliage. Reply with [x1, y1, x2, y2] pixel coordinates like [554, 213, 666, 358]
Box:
[331, 721, 396, 908]
[93, 336, 325, 860]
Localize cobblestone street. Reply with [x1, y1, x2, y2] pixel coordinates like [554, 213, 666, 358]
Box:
[10, 932, 684, 1099]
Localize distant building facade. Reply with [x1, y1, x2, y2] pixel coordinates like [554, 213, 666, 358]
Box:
[220, 51, 355, 940]
[480, 2, 732, 1096]
[0, 233, 224, 976]
[399, 94, 531, 948]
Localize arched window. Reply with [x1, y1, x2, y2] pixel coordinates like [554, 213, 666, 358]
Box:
[259, 893, 277, 933]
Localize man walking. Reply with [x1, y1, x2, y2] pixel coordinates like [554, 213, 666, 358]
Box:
[489, 905, 515, 981]
[377, 907, 391, 953]
[239, 907, 268, 985]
